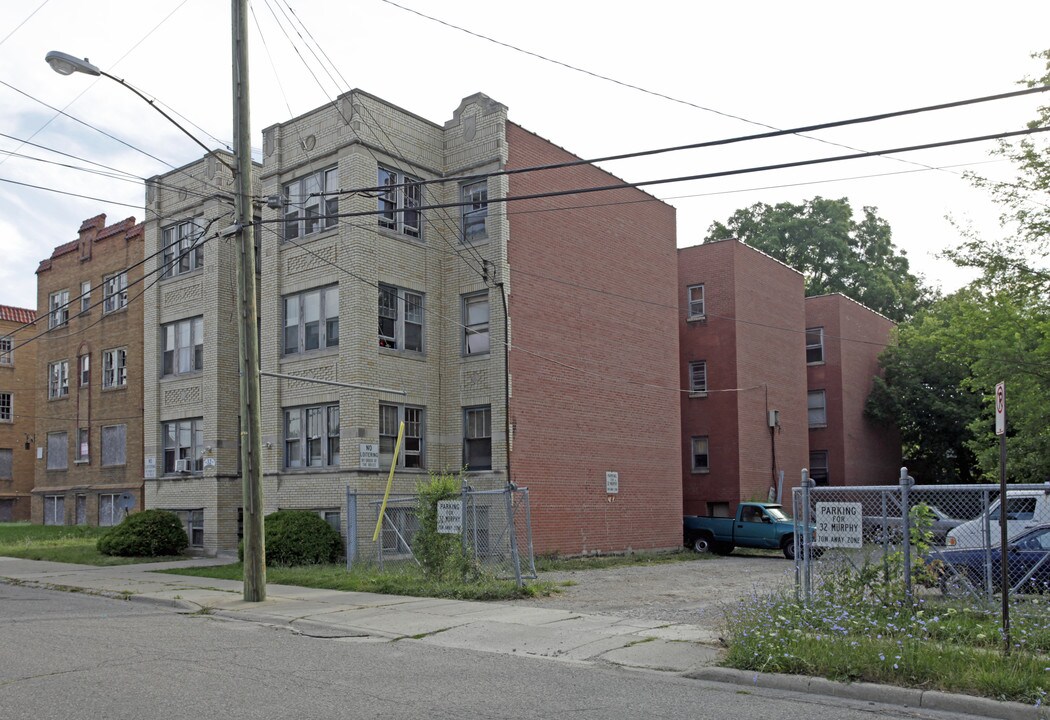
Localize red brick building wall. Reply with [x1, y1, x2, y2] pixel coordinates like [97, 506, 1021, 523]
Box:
[806, 294, 900, 486]
[0, 306, 37, 521]
[506, 123, 682, 554]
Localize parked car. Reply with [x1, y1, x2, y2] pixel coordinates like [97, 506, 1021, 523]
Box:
[935, 523, 1050, 595]
[684, 503, 801, 559]
[945, 488, 1050, 549]
[862, 504, 963, 545]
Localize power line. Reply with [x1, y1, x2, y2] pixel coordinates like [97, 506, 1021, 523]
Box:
[0, 0, 51, 47]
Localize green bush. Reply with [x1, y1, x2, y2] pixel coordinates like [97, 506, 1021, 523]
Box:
[256, 510, 341, 566]
[97, 510, 188, 557]
[413, 471, 475, 581]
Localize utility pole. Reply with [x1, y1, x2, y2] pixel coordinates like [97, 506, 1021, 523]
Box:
[232, 0, 266, 601]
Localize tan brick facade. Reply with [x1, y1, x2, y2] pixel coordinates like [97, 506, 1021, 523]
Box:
[0, 306, 38, 521]
[32, 215, 145, 526]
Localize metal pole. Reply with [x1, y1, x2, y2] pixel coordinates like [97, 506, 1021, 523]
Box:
[881, 490, 889, 588]
[800, 470, 813, 603]
[983, 488, 993, 598]
[900, 467, 912, 608]
[346, 489, 357, 572]
[999, 416, 1010, 656]
[505, 486, 522, 588]
[232, 0, 265, 602]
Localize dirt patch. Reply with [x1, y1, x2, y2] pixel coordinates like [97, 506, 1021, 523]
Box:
[512, 553, 797, 628]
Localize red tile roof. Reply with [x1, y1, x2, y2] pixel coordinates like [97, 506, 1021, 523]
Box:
[0, 305, 36, 324]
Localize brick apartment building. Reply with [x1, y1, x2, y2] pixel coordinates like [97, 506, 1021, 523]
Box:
[32, 215, 145, 526]
[0, 305, 37, 521]
[143, 90, 682, 556]
[805, 293, 900, 486]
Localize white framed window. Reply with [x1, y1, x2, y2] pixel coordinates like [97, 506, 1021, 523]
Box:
[283, 286, 338, 355]
[79, 354, 90, 387]
[48, 360, 69, 399]
[462, 292, 490, 356]
[175, 509, 205, 547]
[284, 404, 340, 469]
[806, 327, 824, 364]
[378, 284, 423, 352]
[809, 450, 829, 486]
[463, 406, 492, 471]
[0, 392, 10, 422]
[378, 166, 421, 238]
[46, 432, 68, 470]
[284, 167, 338, 241]
[689, 360, 707, 395]
[102, 348, 127, 388]
[687, 284, 705, 319]
[102, 272, 128, 314]
[161, 317, 203, 376]
[101, 424, 127, 467]
[461, 181, 488, 242]
[75, 427, 89, 463]
[808, 390, 827, 428]
[162, 219, 205, 277]
[0, 336, 10, 365]
[79, 281, 91, 314]
[691, 436, 710, 473]
[44, 495, 65, 525]
[49, 290, 69, 328]
[163, 418, 204, 474]
[0, 448, 12, 480]
[316, 509, 341, 532]
[379, 404, 424, 469]
[98, 494, 121, 527]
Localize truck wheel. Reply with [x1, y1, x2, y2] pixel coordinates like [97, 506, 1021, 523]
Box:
[781, 536, 796, 560]
[712, 542, 734, 556]
[691, 535, 714, 554]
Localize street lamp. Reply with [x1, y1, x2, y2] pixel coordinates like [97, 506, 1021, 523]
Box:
[45, 20, 266, 603]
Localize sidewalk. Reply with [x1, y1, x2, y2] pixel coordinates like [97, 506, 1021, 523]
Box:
[0, 556, 1042, 720]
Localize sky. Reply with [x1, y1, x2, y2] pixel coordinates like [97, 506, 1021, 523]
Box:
[0, 0, 1048, 311]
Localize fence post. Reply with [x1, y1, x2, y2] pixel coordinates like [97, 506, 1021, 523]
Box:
[880, 489, 890, 586]
[900, 467, 913, 607]
[982, 488, 993, 598]
[460, 481, 469, 560]
[800, 469, 814, 603]
[505, 486, 523, 588]
[346, 489, 357, 572]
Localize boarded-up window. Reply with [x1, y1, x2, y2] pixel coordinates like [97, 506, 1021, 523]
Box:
[0, 448, 12, 479]
[98, 494, 120, 526]
[44, 495, 64, 525]
[101, 425, 127, 466]
[46, 432, 68, 470]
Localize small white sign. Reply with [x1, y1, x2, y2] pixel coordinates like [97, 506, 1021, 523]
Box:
[36, 447, 43, 460]
[815, 502, 863, 548]
[995, 382, 1005, 436]
[605, 471, 619, 494]
[437, 500, 462, 535]
[359, 443, 379, 470]
[144, 455, 156, 479]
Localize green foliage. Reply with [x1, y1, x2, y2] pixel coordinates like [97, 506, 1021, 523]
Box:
[97, 510, 188, 557]
[705, 197, 932, 321]
[413, 471, 475, 582]
[259, 510, 341, 567]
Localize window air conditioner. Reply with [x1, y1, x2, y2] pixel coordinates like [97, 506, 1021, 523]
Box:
[174, 459, 192, 473]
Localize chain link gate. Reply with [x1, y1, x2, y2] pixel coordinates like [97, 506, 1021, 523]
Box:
[345, 485, 536, 586]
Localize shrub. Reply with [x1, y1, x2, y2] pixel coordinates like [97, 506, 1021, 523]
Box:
[260, 510, 341, 566]
[413, 471, 475, 581]
[97, 510, 188, 557]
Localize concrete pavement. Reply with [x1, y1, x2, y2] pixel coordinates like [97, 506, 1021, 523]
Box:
[0, 556, 1043, 720]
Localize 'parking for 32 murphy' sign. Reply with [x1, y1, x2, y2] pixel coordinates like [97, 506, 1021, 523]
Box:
[815, 502, 863, 548]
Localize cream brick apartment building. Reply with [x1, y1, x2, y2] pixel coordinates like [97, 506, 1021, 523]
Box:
[144, 91, 683, 556]
[0, 305, 37, 521]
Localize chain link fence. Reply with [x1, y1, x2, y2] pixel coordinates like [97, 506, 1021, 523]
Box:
[793, 473, 1050, 603]
[345, 485, 536, 586]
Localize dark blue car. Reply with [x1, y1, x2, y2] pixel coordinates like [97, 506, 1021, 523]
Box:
[935, 523, 1050, 595]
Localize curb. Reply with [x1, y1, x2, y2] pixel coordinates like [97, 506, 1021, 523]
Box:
[687, 667, 1045, 720]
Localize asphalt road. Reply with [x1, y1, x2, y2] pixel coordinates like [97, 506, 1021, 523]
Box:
[0, 583, 980, 720]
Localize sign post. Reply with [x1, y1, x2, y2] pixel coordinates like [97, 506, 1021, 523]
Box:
[995, 381, 1009, 656]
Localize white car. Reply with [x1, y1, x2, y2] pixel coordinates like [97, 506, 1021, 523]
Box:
[946, 489, 1050, 549]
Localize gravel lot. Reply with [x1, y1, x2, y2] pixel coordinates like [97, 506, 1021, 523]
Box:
[508, 552, 798, 629]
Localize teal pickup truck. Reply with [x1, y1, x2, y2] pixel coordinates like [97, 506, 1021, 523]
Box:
[684, 502, 799, 559]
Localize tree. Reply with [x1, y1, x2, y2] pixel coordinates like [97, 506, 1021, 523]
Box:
[705, 197, 932, 322]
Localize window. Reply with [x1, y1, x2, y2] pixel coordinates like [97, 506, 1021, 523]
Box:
[463, 406, 492, 471]
[806, 327, 824, 364]
[462, 292, 490, 355]
[0, 336, 10, 365]
[0, 392, 10, 422]
[317, 509, 341, 532]
[162, 219, 205, 277]
[44, 495, 65, 525]
[283, 286, 338, 355]
[80, 281, 91, 314]
[102, 348, 127, 388]
[379, 404, 424, 469]
[176, 509, 205, 547]
[687, 284, 705, 319]
[378, 284, 423, 352]
[161, 317, 203, 376]
[101, 425, 127, 467]
[46, 432, 67, 470]
[461, 181, 488, 242]
[163, 419, 203, 474]
[809, 450, 829, 486]
[991, 497, 1038, 522]
[49, 290, 69, 328]
[102, 272, 128, 314]
[0, 448, 11, 480]
[378, 166, 421, 238]
[48, 360, 69, 399]
[284, 404, 340, 469]
[75, 427, 89, 463]
[79, 354, 90, 386]
[689, 361, 707, 395]
[284, 167, 338, 241]
[99, 494, 121, 527]
[691, 436, 710, 473]
[808, 390, 827, 427]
